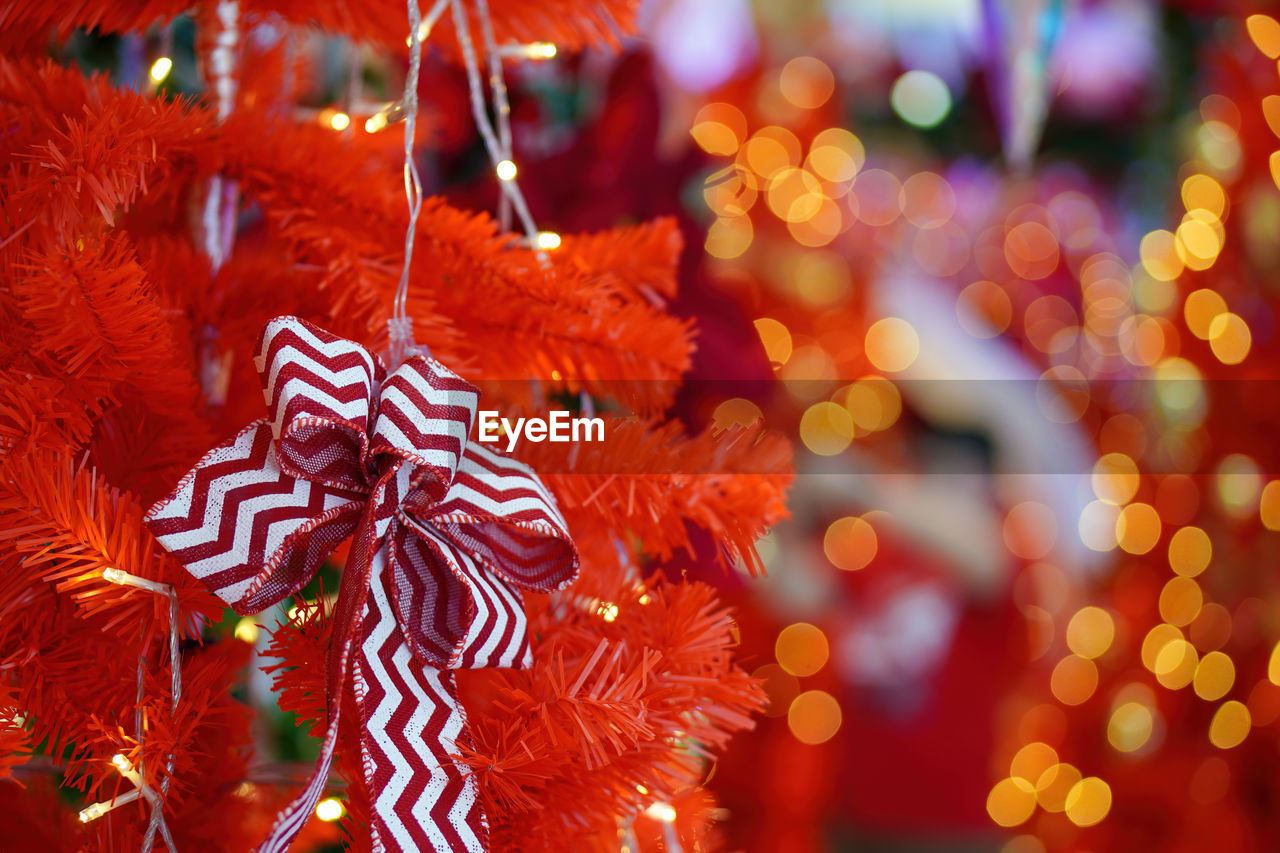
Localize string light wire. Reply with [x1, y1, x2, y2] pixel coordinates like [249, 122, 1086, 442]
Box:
[388, 0, 434, 367]
[449, 0, 546, 255]
[93, 569, 182, 852]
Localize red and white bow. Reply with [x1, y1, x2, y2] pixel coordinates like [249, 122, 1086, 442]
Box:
[145, 316, 578, 852]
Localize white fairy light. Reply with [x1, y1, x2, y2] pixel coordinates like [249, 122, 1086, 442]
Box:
[495, 41, 557, 59]
[316, 797, 345, 821]
[450, 0, 546, 256]
[149, 57, 172, 82]
[102, 568, 170, 596]
[644, 802, 677, 823]
[78, 789, 142, 823]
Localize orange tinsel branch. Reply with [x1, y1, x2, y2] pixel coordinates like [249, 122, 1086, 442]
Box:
[0, 58, 207, 242]
[0, 0, 640, 56]
[521, 419, 793, 576]
[13, 231, 205, 419]
[556, 217, 684, 301]
[0, 2, 186, 55]
[461, 576, 765, 851]
[213, 112, 694, 412]
[0, 449, 219, 643]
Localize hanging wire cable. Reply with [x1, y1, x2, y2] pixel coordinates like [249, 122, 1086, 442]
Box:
[389, 0, 440, 366]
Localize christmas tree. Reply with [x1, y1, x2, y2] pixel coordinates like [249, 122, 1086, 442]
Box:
[0, 2, 791, 850]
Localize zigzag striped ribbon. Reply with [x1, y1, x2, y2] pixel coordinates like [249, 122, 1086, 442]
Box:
[145, 316, 578, 852]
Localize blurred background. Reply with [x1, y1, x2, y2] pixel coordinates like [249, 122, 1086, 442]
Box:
[61, 0, 1280, 850]
[631, 1, 1280, 851]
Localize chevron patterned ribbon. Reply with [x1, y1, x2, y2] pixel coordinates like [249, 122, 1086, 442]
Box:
[144, 316, 578, 852]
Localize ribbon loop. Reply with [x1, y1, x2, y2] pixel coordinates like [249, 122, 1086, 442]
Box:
[144, 420, 365, 615]
[374, 356, 479, 504]
[256, 316, 382, 490]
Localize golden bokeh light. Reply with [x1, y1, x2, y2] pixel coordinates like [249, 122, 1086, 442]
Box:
[1092, 453, 1140, 505]
[1260, 481, 1280, 530]
[1197, 120, 1240, 174]
[956, 280, 1013, 338]
[766, 167, 823, 221]
[1183, 288, 1228, 340]
[1066, 606, 1115, 660]
[823, 516, 878, 572]
[1010, 742, 1058, 786]
[799, 401, 855, 456]
[1175, 211, 1223, 269]
[233, 617, 259, 644]
[1004, 221, 1060, 280]
[1181, 173, 1227, 218]
[705, 215, 753, 259]
[1209, 700, 1251, 749]
[691, 120, 740, 156]
[1064, 777, 1112, 827]
[1154, 637, 1199, 689]
[1050, 654, 1098, 706]
[775, 622, 830, 677]
[1217, 454, 1262, 517]
[315, 797, 344, 822]
[712, 397, 763, 430]
[703, 166, 758, 218]
[843, 378, 902, 432]
[1193, 651, 1236, 701]
[986, 777, 1037, 828]
[787, 195, 844, 247]
[1141, 623, 1184, 671]
[1168, 525, 1212, 577]
[1265, 95, 1280, 138]
[753, 318, 792, 366]
[1246, 14, 1280, 59]
[690, 102, 747, 156]
[779, 56, 836, 110]
[807, 128, 866, 184]
[1153, 356, 1205, 421]
[1207, 312, 1251, 365]
[788, 690, 842, 744]
[1108, 701, 1154, 753]
[1268, 641, 1280, 685]
[1116, 502, 1161, 555]
[864, 317, 919, 373]
[1140, 229, 1184, 281]
[742, 132, 795, 179]
[1035, 763, 1082, 812]
[1159, 576, 1204, 627]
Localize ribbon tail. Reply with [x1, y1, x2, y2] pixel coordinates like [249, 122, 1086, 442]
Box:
[257, 510, 385, 853]
[355, 538, 488, 853]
